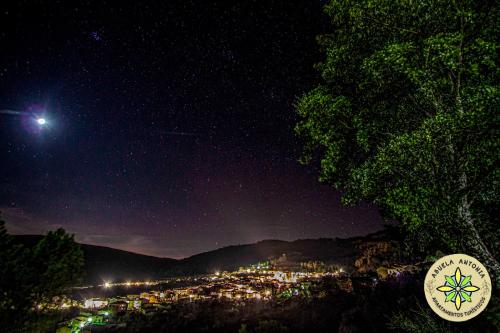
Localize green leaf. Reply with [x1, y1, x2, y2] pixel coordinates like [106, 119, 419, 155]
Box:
[460, 275, 471, 287]
[461, 292, 472, 302]
[445, 276, 456, 287]
[445, 291, 456, 302]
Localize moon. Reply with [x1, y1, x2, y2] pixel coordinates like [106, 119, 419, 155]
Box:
[37, 118, 47, 125]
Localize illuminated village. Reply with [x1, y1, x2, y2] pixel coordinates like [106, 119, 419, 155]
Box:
[53, 255, 391, 333]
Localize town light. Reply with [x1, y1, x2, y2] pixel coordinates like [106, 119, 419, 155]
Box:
[104, 282, 111, 288]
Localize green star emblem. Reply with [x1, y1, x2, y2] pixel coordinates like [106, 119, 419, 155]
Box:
[436, 267, 480, 310]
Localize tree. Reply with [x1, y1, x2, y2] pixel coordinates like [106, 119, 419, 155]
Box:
[30, 229, 84, 309]
[0, 220, 33, 329]
[295, 0, 499, 278]
[0, 218, 84, 332]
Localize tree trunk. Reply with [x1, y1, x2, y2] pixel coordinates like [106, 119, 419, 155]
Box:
[458, 175, 500, 286]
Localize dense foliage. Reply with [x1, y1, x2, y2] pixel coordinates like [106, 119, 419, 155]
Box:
[0, 219, 83, 332]
[295, 0, 500, 277]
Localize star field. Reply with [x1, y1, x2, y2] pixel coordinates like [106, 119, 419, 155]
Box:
[0, 0, 384, 258]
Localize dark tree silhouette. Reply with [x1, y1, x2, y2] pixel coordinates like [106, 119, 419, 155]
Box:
[0, 218, 83, 332]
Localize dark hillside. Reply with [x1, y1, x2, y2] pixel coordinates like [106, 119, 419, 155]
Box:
[13, 229, 396, 284]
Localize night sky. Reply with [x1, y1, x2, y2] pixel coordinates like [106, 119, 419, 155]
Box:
[0, 1, 384, 258]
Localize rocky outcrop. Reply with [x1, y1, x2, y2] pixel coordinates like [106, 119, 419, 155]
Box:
[353, 240, 398, 273]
